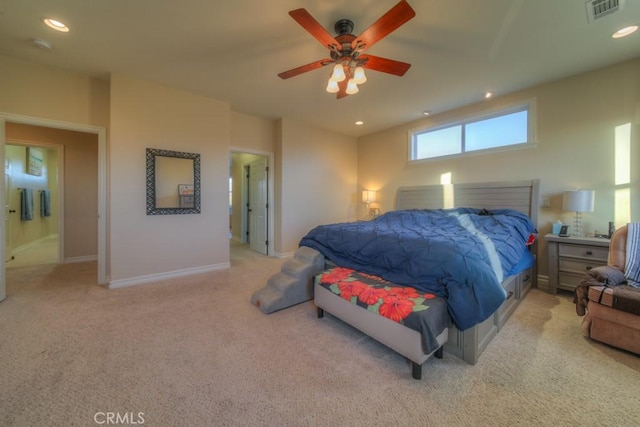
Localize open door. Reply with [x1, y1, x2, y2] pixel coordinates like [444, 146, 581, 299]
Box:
[247, 157, 268, 255]
[0, 117, 6, 301]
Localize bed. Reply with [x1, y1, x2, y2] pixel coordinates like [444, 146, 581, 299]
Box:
[306, 180, 539, 374]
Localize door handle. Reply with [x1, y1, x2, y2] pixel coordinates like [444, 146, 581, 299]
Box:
[9, 209, 16, 213]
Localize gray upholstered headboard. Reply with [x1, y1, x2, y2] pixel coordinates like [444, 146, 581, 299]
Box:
[396, 179, 540, 226]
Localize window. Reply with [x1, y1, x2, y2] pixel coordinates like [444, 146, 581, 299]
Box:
[410, 103, 534, 161]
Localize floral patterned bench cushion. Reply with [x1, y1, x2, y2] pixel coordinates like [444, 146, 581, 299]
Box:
[315, 267, 450, 353]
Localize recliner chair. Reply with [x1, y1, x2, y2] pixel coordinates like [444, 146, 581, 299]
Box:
[575, 224, 640, 354]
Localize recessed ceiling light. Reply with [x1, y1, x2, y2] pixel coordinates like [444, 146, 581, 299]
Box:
[422, 111, 430, 116]
[612, 25, 638, 39]
[355, 121, 364, 126]
[43, 18, 70, 32]
[485, 92, 493, 99]
[31, 38, 53, 51]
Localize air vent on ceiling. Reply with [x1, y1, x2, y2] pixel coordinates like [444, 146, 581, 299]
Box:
[586, 0, 624, 22]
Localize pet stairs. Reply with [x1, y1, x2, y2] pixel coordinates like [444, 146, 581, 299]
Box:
[251, 246, 325, 314]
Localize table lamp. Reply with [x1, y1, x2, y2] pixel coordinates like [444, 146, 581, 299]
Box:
[562, 190, 594, 237]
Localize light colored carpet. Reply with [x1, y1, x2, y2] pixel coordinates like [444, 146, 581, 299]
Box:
[1, 244, 639, 427]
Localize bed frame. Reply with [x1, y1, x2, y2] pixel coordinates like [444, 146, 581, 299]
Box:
[316, 179, 539, 368]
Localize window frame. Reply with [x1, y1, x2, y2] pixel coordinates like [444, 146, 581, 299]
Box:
[408, 99, 537, 163]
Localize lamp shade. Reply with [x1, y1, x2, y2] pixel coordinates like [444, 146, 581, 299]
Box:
[362, 190, 376, 204]
[562, 190, 595, 213]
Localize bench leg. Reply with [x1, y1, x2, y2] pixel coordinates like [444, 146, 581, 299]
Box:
[435, 345, 444, 359]
[317, 307, 324, 318]
[411, 361, 423, 380]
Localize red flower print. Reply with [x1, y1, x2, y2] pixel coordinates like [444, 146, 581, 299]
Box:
[358, 286, 387, 305]
[359, 272, 389, 283]
[423, 293, 436, 299]
[379, 295, 414, 322]
[386, 286, 420, 299]
[320, 267, 354, 284]
[337, 280, 367, 301]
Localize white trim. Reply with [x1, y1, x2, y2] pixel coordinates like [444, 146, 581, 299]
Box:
[108, 262, 231, 289]
[10, 234, 58, 256]
[0, 112, 107, 284]
[0, 118, 5, 301]
[64, 255, 97, 264]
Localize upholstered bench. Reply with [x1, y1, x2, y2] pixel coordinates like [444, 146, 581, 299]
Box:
[314, 267, 449, 379]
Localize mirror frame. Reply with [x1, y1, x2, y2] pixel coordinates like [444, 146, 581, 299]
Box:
[146, 148, 201, 215]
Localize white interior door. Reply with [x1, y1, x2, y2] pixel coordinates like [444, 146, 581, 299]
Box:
[1, 117, 6, 301]
[4, 172, 12, 263]
[248, 157, 268, 255]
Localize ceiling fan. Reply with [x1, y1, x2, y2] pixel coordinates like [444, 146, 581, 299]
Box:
[277, 0, 416, 99]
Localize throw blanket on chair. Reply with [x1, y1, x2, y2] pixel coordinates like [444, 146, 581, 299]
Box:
[626, 222, 640, 288]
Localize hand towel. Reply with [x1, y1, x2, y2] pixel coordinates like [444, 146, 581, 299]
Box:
[20, 188, 34, 221]
[40, 189, 51, 217]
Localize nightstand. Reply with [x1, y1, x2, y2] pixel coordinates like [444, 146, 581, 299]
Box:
[545, 234, 610, 294]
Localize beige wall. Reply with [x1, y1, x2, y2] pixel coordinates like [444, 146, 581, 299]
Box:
[0, 55, 109, 128]
[109, 74, 232, 282]
[357, 58, 640, 283]
[231, 112, 276, 153]
[276, 118, 358, 254]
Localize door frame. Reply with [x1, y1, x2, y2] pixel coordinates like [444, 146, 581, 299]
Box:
[5, 139, 65, 265]
[230, 147, 274, 256]
[0, 112, 107, 303]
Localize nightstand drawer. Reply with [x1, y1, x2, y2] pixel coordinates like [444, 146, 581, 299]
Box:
[558, 272, 584, 291]
[558, 244, 608, 261]
[559, 258, 606, 274]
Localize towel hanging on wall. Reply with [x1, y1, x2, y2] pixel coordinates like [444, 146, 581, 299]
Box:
[20, 188, 34, 221]
[40, 189, 51, 217]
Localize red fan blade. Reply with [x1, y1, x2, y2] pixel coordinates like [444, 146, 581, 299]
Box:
[278, 59, 332, 79]
[360, 54, 411, 76]
[289, 9, 341, 51]
[351, 0, 416, 52]
[336, 78, 349, 99]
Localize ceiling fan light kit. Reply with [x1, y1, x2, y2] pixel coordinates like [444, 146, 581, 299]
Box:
[278, 0, 416, 99]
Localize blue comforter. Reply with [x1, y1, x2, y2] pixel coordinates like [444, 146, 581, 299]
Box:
[300, 208, 537, 330]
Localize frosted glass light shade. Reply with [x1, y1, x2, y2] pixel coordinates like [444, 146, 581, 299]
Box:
[562, 190, 595, 213]
[326, 79, 339, 93]
[346, 79, 359, 95]
[362, 190, 376, 204]
[353, 66, 367, 84]
[330, 64, 346, 82]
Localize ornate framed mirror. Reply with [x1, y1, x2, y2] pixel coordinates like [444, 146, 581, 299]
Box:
[146, 148, 201, 215]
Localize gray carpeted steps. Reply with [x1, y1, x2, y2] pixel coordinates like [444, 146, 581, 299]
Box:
[251, 246, 325, 313]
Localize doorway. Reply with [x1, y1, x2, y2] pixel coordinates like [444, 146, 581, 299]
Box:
[229, 149, 273, 257]
[0, 113, 107, 302]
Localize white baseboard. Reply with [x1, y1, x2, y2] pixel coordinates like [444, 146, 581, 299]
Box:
[108, 262, 231, 289]
[64, 255, 97, 264]
[11, 234, 58, 255]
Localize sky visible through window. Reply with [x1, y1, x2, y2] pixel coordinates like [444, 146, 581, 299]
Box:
[412, 107, 529, 160]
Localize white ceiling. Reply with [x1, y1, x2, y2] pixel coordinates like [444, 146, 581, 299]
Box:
[1, 0, 639, 137]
